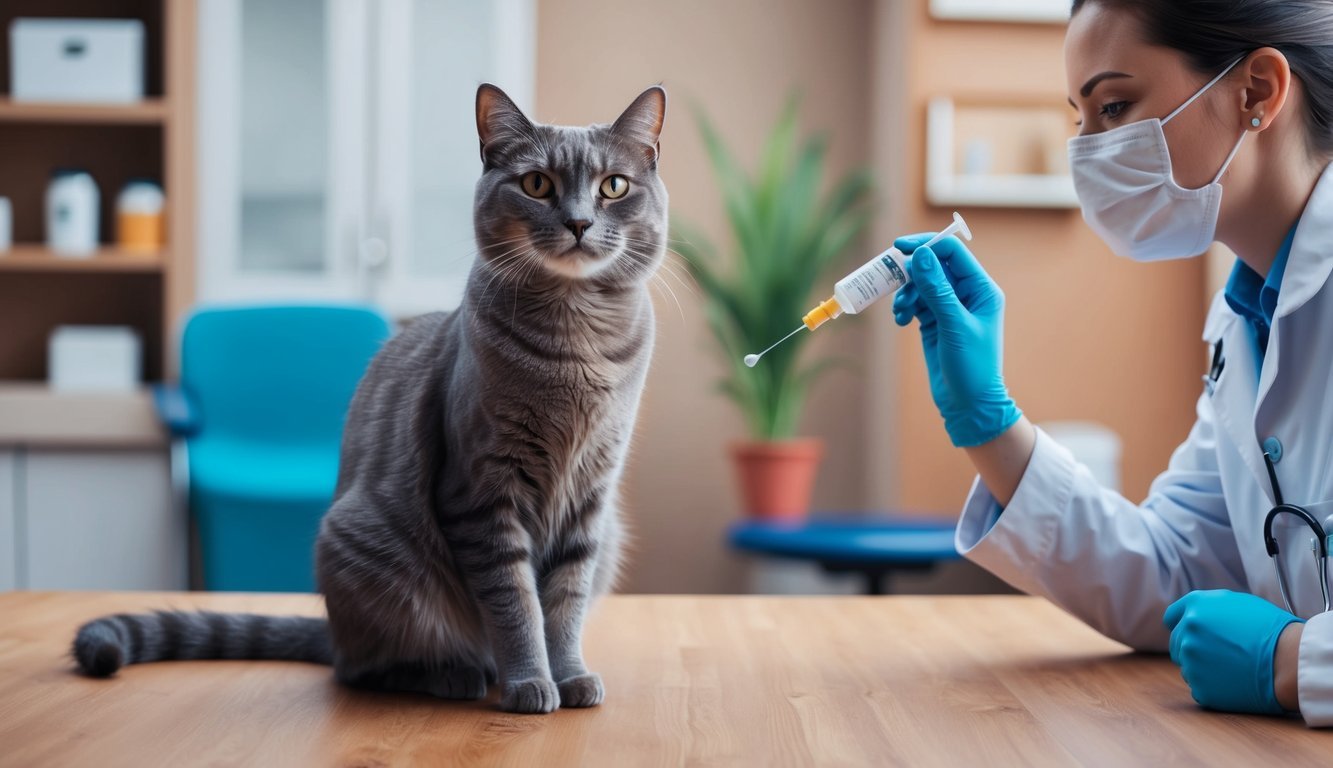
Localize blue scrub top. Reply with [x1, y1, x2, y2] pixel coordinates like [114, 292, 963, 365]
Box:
[1224, 224, 1298, 361]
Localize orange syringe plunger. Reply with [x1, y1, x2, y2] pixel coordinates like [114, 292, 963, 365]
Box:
[802, 297, 843, 331]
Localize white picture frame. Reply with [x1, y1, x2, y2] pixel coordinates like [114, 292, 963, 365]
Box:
[926, 97, 1079, 209]
[930, 0, 1070, 24]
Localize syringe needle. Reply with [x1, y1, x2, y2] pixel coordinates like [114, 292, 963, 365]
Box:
[744, 325, 806, 368]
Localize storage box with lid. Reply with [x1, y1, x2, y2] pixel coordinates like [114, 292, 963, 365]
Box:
[10, 18, 145, 103]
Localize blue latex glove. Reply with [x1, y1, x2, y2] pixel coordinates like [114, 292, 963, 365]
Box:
[890, 234, 1022, 448]
[1163, 590, 1304, 715]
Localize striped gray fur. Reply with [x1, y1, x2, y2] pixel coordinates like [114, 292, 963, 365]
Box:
[73, 612, 331, 676]
[71, 84, 668, 715]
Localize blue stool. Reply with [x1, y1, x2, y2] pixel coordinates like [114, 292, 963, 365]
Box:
[728, 514, 961, 595]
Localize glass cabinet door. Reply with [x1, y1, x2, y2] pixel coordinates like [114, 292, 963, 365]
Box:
[198, 0, 364, 302]
[369, 0, 535, 315]
[197, 0, 534, 315]
[237, 0, 328, 275]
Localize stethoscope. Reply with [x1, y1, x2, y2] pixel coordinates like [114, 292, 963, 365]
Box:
[1262, 451, 1331, 616]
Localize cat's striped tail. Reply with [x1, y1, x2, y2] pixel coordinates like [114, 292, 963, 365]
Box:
[72, 611, 332, 677]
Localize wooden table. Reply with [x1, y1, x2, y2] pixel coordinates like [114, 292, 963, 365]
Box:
[1, 592, 1330, 766]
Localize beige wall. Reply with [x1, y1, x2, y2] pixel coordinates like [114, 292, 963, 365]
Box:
[537, 0, 876, 593]
[537, 0, 1207, 593]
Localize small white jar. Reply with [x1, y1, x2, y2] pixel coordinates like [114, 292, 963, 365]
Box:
[116, 179, 165, 253]
[47, 169, 100, 257]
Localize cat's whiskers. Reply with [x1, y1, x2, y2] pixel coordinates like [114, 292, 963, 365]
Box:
[422, 233, 532, 270]
[476, 235, 534, 253]
[613, 239, 699, 301]
[480, 261, 528, 313]
[481, 248, 542, 317]
[648, 272, 687, 323]
[619, 235, 689, 256]
[476, 257, 527, 306]
[451, 232, 529, 251]
[476, 243, 540, 300]
[463, 236, 534, 267]
[621, 233, 695, 251]
[512, 256, 533, 329]
[614, 244, 687, 323]
[503, 250, 546, 332]
[656, 259, 700, 300]
[617, 235, 686, 263]
[619, 237, 707, 303]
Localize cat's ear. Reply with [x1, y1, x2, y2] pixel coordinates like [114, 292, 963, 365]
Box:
[611, 86, 667, 167]
[476, 83, 534, 167]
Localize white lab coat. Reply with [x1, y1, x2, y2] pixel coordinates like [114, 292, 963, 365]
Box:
[957, 163, 1333, 727]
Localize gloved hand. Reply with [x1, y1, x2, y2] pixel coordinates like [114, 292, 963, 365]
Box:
[890, 234, 1022, 447]
[1163, 589, 1304, 715]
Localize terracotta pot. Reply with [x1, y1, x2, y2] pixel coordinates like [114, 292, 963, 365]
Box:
[730, 438, 824, 520]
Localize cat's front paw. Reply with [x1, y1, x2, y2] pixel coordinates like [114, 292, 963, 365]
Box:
[500, 677, 560, 714]
[557, 672, 604, 708]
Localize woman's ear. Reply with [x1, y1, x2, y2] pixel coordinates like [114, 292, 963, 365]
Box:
[1240, 47, 1292, 131]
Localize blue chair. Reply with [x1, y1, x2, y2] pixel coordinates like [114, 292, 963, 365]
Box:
[156, 305, 392, 592]
[728, 514, 961, 595]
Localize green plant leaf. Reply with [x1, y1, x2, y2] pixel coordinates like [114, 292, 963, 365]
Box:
[673, 95, 874, 441]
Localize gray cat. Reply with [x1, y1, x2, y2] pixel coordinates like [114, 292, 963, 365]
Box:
[71, 83, 668, 714]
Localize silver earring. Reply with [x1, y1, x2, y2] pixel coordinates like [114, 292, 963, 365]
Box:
[1252, 117, 1263, 128]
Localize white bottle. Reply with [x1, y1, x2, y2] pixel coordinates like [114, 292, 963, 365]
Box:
[47, 169, 100, 257]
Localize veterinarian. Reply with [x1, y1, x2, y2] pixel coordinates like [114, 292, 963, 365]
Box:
[891, 0, 1333, 725]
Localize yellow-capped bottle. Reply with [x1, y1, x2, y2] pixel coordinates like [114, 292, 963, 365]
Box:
[116, 179, 165, 254]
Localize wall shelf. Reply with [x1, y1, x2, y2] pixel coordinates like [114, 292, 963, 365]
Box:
[926, 96, 1079, 209]
[0, 0, 193, 382]
[0, 245, 165, 273]
[0, 97, 169, 125]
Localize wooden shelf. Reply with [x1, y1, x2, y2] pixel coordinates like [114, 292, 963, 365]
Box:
[0, 0, 190, 384]
[0, 97, 169, 125]
[0, 245, 165, 273]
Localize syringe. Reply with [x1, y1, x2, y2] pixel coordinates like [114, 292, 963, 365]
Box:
[743, 212, 972, 368]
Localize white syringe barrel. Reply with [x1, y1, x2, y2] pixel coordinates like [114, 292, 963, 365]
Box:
[832, 211, 972, 316]
[800, 212, 971, 331]
[832, 247, 910, 315]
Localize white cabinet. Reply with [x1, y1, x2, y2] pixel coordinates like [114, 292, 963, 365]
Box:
[23, 450, 185, 590]
[0, 387, 184, 591]
[197, 0, 536, 317]
[0, 448, 184, 591]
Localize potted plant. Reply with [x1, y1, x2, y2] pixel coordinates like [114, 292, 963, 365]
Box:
[675, 101, 873, 520]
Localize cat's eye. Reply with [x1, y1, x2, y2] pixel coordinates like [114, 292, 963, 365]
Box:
[600, 175, 629, 200]
[521, 172, 554, 199]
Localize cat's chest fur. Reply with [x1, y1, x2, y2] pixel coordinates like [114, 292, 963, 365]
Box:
[443, 288, 653, 524]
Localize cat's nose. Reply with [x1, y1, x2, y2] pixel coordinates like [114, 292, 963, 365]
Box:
[564, 219, 592, 242]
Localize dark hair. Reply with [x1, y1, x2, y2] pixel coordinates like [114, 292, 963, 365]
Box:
[1071, 0, 1333, 155]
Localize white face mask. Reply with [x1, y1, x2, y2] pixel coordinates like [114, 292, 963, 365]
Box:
[1067, 58, 1247, 262]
